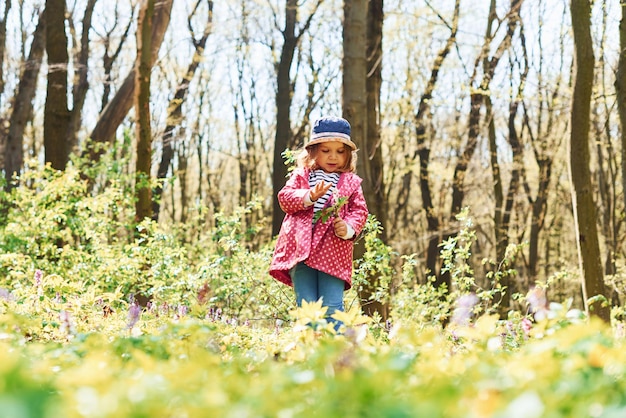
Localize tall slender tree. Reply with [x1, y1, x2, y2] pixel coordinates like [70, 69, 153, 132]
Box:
[524, 0, 565, 284]
[489, 3, 527, 313]
[397, 0, 460, 282]
[44, 0, 70, 170]
[0, 0, 10, 108]
[67, 0, 97, 153]
[135, 0, 155, 222]
[343, 0, 388, 318]
[593, 1, 620, 284]
[272, 0, 298, 237]
[569, 0, 610, 322]
[99, 6, 135, 111]
[86, 0, 173, 163]
[365, 0, 386, 237]
[4, 11, 45, 187]
[436, 0, 523, 297]
[271, 0, 323, 236]
[618, 0, 626, 213]
[153, 0, 214, 222]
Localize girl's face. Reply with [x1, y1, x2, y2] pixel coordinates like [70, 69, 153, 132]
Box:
[315, 141, 348, 173]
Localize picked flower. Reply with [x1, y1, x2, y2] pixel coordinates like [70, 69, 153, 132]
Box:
[313, 188, 348, 224]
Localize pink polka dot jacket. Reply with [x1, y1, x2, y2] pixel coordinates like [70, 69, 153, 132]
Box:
[270, 167, 369, 290]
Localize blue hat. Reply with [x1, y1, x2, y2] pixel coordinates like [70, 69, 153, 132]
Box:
[307, 116, 356, 150]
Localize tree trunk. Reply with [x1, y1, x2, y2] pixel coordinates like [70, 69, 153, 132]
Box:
[4, 11, 45, 188]
[618, 0, 626, 213]
[44, 0, 70, 170]
[365, 0, 386, 239]
[271, 0, 297, 236]
[491, 38, 528, 312]
[569, 0, 610, 322]
[86, 0, 172, 163]
[592, 1, 620, 285]
[0, 0, 8, 172]
[362, 0, 389, 318]
[408, 0, 460, 282]
[451, 0, 522, 216]
[490, 97, 519, 312]
[153, 0, 213, 222]
[67, 0, 96, 154]
[0, 0, 10, 108]
[177, 142, 189, 224]
[271, 0, 323, 236]
[344, 0, 388, 319]
[528, 157, 552, 278]
[343, 0, 368, 283]
[443, 0, 522, 293]
[100, 9, 135, 111]
[134, 0, 155, 223]
[488, 98, 503, 257]
[524, 35, 563, 283]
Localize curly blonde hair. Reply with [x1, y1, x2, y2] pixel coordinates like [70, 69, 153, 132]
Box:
[296, 143, 358, 173]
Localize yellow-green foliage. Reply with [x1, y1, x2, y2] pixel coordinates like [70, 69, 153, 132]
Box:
[1, 296, 626, 418]
[1, 165, 626, 417]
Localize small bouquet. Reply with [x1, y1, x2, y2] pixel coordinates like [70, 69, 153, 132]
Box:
[313, 189, 348, 223]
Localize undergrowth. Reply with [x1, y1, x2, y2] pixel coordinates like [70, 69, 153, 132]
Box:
[1, 162, 625, 417]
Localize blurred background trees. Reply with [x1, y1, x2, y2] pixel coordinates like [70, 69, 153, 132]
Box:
[0, 0, 623, 318]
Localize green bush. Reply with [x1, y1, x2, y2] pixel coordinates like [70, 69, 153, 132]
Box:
[0, 163, 291, 328]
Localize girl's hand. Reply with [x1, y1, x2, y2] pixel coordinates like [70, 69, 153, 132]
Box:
[333, 217, 348, 237]
[310, 181, 332, 201]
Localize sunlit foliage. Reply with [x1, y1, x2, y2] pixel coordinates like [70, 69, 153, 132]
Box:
[1, 163, 626, 417]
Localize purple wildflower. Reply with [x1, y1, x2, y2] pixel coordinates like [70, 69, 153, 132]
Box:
[34, 269, 43, 286]
[527, 287, 549, 321]
[451, 293, 479, 326]
[385, 319, 393, 332]
[275, 319, 284, 334]
[127, 303, 141, 330]
[59, 310, 76, 336]
[205, 307, 224, 322]
[521, 317, 533, 335]
[176, 305, 188, 318]
[0, 288, 14, 301]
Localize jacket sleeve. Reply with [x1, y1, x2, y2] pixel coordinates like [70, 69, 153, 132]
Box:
[277, 169, 311, 215]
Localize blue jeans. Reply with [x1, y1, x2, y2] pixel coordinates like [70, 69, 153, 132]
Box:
[291, 262, 344, 329]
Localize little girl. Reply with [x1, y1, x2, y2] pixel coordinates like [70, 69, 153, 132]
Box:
[270, 116, 369, 328]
